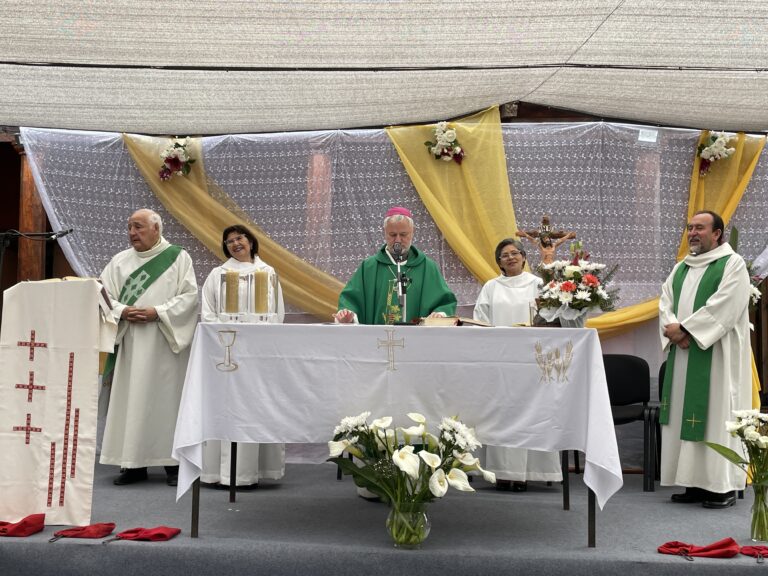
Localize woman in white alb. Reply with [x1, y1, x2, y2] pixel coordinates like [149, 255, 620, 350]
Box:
[200, 225, 286, 489]
[473, 238, 562, 491]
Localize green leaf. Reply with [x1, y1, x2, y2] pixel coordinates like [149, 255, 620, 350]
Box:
[705, 442, 748, 467]
[328, 457, 394, 501]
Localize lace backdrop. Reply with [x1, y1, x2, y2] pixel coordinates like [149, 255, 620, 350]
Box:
[21, 123, 768, 318]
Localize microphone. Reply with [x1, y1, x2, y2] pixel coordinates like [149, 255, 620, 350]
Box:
[392, 242, 403, 262]
[51, 229, 74, 240]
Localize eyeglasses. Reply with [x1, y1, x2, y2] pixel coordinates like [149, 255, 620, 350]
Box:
[225, 235, 246, 246]
[499, 251, 522, 259]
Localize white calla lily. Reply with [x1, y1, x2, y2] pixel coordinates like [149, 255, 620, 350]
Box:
[372, 416, 392, 429]
[419, 450, 442, 470]
[453, 451, 479, 467]
[393, 445, 421, 479]
[407, 413, 426, 424]
[399, 424, 426, 438]
[328, 439, 348, 457]
[447, 468, 475, 492]
[429, 469, 448, 497]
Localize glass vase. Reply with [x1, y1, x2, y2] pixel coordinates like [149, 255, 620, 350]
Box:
[386, 501, 431, 549]
[752, 485, 768, 542]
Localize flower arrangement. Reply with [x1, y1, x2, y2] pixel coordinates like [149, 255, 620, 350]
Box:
[159, 138, 196, 181]
[424, 121, 465, 164]
[707, 410, 768, 541]
[328, 411, 494, 547]
[537, 241, 618, 325]
[697, 132, 736, 177]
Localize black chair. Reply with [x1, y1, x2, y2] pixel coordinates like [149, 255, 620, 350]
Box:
[656, 361, 666, 481]
[603, 354, 657, 492]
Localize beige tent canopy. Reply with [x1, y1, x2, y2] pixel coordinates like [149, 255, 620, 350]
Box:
[1, 1, 767, 135]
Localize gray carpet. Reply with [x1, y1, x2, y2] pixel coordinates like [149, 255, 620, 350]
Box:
[1, 459, 766, 575]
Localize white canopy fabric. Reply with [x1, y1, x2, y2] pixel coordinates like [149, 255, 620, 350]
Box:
[2, 1, 767, 134]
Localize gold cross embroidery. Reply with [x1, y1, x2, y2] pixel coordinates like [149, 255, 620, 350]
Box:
[377, 328, 404, 371]
[685, 412, 702, 429]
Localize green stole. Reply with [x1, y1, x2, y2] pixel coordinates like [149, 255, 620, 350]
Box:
[658, 255, 730, 441]
[103, 245, 183, 378]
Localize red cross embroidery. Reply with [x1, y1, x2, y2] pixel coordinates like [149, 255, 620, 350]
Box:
[17, 329, 48, 361]
[15, 371, 46, 402]
[13, 413, 42, 444]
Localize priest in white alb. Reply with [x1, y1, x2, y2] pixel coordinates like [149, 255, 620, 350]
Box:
[659, 210, 752, 509]
[100, 208, 198, 486]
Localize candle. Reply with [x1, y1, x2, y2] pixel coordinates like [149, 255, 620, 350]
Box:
[224, 271, 239, 313]
[254, 270, 269, 313]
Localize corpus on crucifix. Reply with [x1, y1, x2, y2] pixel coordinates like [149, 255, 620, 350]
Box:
[516, 215, 576, 265]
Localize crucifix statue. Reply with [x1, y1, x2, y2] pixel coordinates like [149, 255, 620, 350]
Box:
[516, 215, 576, 265]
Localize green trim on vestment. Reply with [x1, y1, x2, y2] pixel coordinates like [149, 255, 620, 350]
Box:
[338, 245, 457, 324]
[103, 245, 183, 378]
[659, 254, 730, 441]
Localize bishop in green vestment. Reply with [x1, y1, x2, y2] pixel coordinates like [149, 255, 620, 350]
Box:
[335, 207, 456, 325]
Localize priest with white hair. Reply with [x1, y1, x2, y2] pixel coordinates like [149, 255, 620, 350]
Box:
[99, 208, 198, 487]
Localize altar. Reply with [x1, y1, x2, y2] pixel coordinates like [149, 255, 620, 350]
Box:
[172, 323, 622, 544]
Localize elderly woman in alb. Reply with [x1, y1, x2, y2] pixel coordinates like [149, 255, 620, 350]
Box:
[200, 224, 285, 489]
[473, 238, 562, 491]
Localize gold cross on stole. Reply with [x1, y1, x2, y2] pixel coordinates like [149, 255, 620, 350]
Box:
[685, 412, 702, 430]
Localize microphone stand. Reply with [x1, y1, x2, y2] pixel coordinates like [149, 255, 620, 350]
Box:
[394, 253, 409, 323]
[0, 229, 72, 313]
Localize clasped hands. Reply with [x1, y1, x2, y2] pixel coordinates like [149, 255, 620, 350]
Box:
[663, 323, 690, 349]
[121, 306, 158, 323]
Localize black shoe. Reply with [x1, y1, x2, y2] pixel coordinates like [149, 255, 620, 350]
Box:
[495, 479, 511, 491]
[113, 467, 148, 486]
[702, 491, 736, 509]
[511, 481, 528, 493]
[670, 487, 706, 503]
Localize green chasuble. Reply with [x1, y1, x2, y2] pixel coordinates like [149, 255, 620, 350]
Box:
[338, 245, 457, 324]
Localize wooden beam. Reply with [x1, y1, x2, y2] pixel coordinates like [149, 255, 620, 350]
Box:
[17, 152, 46, 281]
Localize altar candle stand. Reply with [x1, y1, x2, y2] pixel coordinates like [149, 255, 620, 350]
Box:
[224, 270, 240, 314]
[254, 270, 269, 314]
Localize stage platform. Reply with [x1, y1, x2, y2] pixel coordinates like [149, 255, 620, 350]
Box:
[0, 460, 764, 575]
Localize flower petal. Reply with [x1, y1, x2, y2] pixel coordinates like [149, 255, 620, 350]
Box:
[419, 450, 442, 470]
[429, 469, 448, 498]
[447, 468, 475, 492]
[393, 446, 420, 480]
[407, 413, 426, 424]
[372, 416, 392, 429]
[399, 424, 425, 437]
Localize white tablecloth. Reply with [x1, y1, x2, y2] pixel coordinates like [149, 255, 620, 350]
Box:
[173, 323, 622, 508]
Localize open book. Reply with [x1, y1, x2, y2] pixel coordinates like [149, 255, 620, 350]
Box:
[418, 316, 492, 327]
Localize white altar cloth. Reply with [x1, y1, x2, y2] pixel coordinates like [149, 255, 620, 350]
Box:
[173, 324, 622, 508]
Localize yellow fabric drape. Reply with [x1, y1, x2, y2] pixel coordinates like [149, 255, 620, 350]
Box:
[122, 134, 344, 320]
[386, 106, 516, 284]
[586, 298, 660, 339]
[677, 131, 766, 261]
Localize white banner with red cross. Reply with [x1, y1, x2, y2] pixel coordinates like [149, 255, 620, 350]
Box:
[0, 279, 116, 525]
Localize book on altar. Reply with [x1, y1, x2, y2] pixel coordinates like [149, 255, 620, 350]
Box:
[418, 316, 492, 327]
